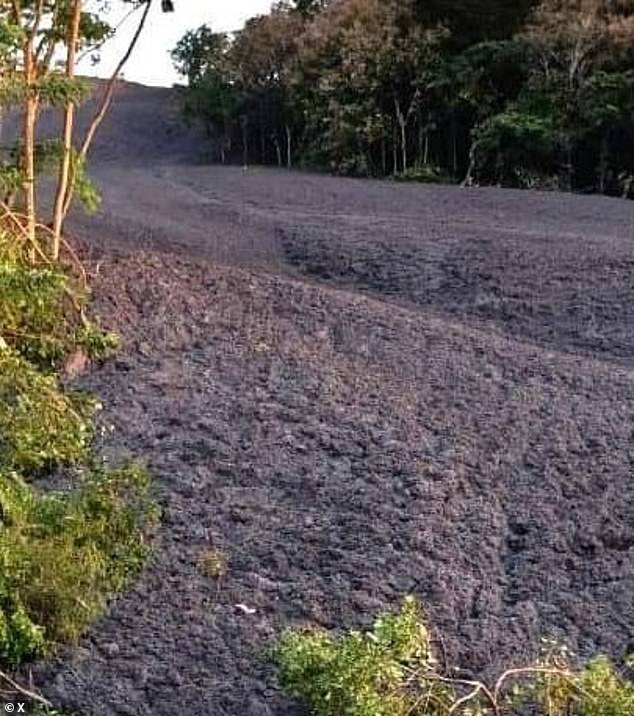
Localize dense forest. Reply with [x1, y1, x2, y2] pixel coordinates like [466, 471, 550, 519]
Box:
[173, 0, 634, 197]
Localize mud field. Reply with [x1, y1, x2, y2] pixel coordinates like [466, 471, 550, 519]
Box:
[26, 83, 634, 715]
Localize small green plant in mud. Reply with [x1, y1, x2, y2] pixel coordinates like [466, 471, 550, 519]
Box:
[197, 548, 229, 579]
[274, 597, 634, 716]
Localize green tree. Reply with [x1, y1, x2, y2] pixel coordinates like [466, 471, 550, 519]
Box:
[172, 26, 240, 161]
[416, 0, 538, 46]
[173, 0, 634, 196]
[0, 0, 174, 260]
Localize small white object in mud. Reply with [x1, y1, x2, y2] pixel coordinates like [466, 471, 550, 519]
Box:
[235, 603, 257, 615]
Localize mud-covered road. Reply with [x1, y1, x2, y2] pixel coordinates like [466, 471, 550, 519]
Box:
[29, 82, 634, 716]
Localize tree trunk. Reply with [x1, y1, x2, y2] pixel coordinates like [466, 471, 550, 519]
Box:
[240, 116, 249, 168]
[423, 110, 432, 166]
[273, 135, 282, 167]
[22, 97, 37, 246]
[222, 116, 231, 164]
[451, 113, 458, 177]
[566, 141, 574, 192]
[52, 0, 82, 260]
[416, 107, 423, 167]
[598, 135, 608, 194]
[260, 125, 266, 164]
[62, 0, 154, 219]
[381, 137, 386, 176]
[395, 99, 407, 174]
[285, 124, 292, 170]
[392, 125, 398, 176]
[462, 140, 479, 187]
[22, 30, 37, 249]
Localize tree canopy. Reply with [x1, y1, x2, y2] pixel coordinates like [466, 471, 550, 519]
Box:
[174, 0, 634, 197]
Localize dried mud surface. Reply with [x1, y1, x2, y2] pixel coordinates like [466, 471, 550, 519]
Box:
[25, 83, 634, 715]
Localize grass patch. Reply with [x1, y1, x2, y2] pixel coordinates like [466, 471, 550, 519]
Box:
[197, 548, 229, 580]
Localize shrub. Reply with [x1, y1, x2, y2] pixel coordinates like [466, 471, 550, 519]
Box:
[394, 166, 452, 184]
[197, 548, 229, 579]
[0, 254, 71, 366]
[0, 463, 157, 664]
[275, 596, 453, 716]
[0, 347, 93, 473]
[472, 109, 560, 187]
[530, 653, 634, 716]
[0, 233, 118, 367]
[74, 323, 120, 362]
[0, 229, 156, 670]
[274, 598, 634, 716]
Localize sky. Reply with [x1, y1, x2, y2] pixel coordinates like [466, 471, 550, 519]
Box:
[77, 1, 274, 87]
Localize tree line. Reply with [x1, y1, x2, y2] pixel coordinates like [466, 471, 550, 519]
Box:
[173, 0, 634, 198]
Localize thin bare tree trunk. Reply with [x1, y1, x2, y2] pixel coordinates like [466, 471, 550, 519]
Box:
[395, 99, 407, 174]
[462, 140, 479, 187]
[392, 125, 398, 176]
[598, 135, 608, 194]
[240, 115, 249, 168]
[416, 107, 423, 167]
[51, 0, 82, 259]
[259, 110, 266, 164]
[22, 33, 37, 247]
[62, 0, 154, 219]
[381, 136, 386, 176]
[18, 0, 46, 248]
[451, 114, 458, 177]
[285, 124, 292, 169]
[273, 135, 282, 167]
[566, 141, 573, 192]
[423, 110, 432, 166]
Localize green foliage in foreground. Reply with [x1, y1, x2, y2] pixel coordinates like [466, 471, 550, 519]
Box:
[0, 463, 157, 665]
[0, 348, 94, 472]
[0, 253, 71, 366]
[0, 237, 157, 670]
[0, 234, 118, 368]
[275, 597, 634, 716]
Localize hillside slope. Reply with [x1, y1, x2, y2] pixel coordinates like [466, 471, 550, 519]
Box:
[25, 82, 634, 716]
